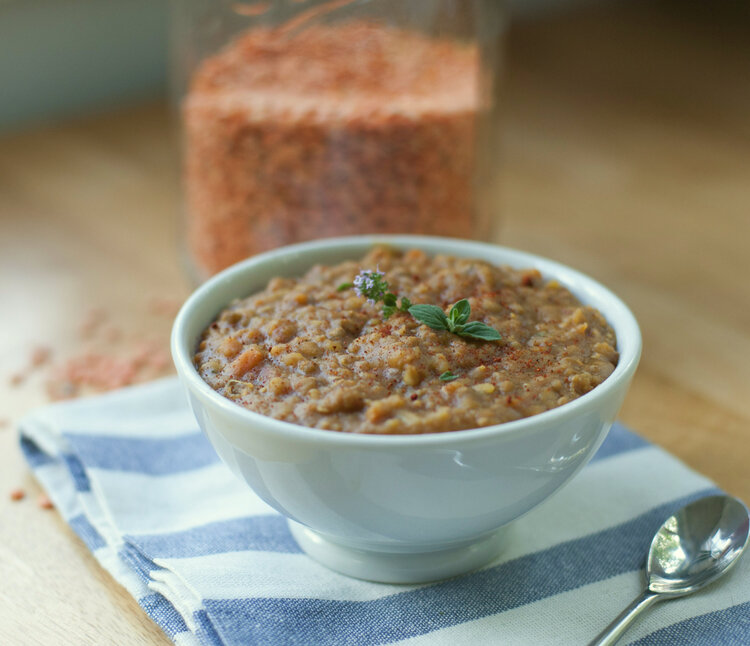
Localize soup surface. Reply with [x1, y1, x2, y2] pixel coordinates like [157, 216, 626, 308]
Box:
[195, 247, 618, 434]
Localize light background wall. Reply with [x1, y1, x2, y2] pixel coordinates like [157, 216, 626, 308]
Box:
[0, 0, 580, 132]
[0, 0, 168, 132]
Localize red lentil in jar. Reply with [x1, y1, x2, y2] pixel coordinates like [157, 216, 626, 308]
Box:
[195, 247, 619, 434]
[177, 2, 505, 279]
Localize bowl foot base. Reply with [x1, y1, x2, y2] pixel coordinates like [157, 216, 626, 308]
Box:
[287, 521, 509, 583]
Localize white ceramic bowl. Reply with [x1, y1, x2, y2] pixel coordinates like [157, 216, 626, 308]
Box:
[171, 235, 641, 583]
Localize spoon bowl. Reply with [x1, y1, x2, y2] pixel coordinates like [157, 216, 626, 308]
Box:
[590, 494, 749, 646]
[648, 495, 750, 596]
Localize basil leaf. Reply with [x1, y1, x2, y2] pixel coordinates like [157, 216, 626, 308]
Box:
[457, 321, 502, 341]
[383, 293, 397, 307]
[448, 299, 471, 327]
[382, 305, 397, 319]
[408, 304, 449, 331]
[337, 282, 353, 291]
[439, 370, 458, 382]
[399, 296, 412, 311]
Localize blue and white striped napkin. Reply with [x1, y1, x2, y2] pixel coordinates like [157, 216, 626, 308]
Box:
[18, 378, 750, 646]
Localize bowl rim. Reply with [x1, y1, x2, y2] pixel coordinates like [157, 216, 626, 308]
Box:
[171, 235, 642, 447]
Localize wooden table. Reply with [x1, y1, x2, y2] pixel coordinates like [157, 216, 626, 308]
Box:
[1, 1, 748, 643]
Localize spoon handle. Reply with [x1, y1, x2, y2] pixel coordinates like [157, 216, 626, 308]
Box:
[588, 589, 661, 646]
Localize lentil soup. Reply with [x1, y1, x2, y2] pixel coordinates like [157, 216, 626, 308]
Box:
[195, 247, 618, 434]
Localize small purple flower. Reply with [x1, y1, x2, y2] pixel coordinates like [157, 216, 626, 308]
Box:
[353, 268, 387, 303]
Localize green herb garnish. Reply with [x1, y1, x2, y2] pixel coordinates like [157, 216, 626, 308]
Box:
[347, 270, 501, 341]
[406, 299, 501, 340]
[439, 371, 459, 382]
[353, 270, 413, 320]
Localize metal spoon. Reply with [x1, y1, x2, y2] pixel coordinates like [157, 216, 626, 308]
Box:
[590, 494, 750, 646]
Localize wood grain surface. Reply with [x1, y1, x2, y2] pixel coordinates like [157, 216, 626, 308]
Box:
[1, 1, 748, 644]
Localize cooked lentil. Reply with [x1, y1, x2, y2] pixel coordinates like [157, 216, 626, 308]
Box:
[195, 247, 619, 434]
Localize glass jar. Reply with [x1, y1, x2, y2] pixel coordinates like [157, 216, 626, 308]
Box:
[171, 0, 505, 281]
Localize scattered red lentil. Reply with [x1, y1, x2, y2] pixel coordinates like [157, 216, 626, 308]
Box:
[12, 298, 178, 402]
[6, 345, 53, 388]
[49, 353, 139, 396]
[9, 373, 24, 387]
[37, 493, 53, 510]
[30, 345, 52, 367]
[9, 488, 25, 502]
[42, 308, 176, 400]
[183, 20, 480, 278]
